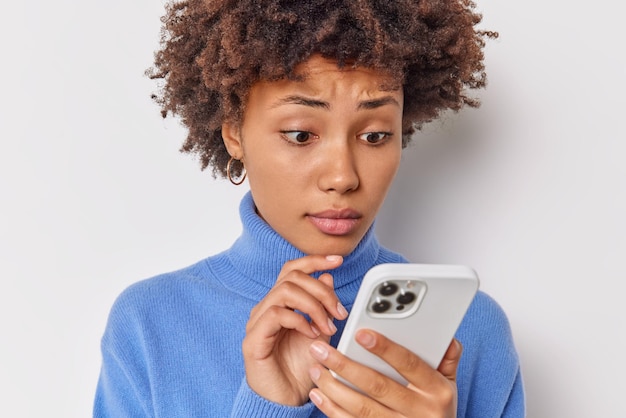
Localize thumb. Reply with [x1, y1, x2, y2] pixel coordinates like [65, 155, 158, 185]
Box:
[437, 339, 462, 381]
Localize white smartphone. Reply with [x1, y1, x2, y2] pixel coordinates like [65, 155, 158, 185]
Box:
[335, 263, 479, 387]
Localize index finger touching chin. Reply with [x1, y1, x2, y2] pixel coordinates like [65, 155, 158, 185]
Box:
[278, 255, 343, 279]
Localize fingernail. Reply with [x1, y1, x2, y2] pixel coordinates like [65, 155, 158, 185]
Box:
[326, 255, 342, 262]
[311, 324, 321, 336]
[310, 341, 329, 360]
[309, 389, 323, 405]
[327, 317, 337, 334]
[336, 302, 348, 319]
[309, 367, 321, 382]
[356, 330, 376, 349]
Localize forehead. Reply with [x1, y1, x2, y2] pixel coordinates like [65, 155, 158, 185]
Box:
[249, 55, 402, 105]
[295, 55, 394, 81]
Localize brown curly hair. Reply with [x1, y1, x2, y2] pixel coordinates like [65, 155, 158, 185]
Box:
[147, 0, 497, 178]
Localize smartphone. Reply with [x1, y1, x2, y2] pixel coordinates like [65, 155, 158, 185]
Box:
[335, 263, 479, 387]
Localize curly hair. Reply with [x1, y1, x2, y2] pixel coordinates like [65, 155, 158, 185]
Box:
[147, 0, 497, 178]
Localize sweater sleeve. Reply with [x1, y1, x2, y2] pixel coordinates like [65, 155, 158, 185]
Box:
[230, 377, 315, 418]
[501, 367, 525, 417]
[456, 291, 526, 418]
[93, 344, 153, 418]
[93, 291, 155, 418]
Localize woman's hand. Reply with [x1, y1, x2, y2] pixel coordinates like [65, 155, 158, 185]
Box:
[307, 330, 462, 417]
[242, 255, 349, 406]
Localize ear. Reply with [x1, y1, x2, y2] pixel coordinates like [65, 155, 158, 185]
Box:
[221, 122, 244, 160]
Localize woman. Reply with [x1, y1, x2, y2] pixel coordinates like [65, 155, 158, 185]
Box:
[94, 0, 524, 416]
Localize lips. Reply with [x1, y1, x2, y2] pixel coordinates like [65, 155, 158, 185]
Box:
[307, 209, 362, 236]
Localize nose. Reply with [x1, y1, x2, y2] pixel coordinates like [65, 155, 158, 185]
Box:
[317, 141, 360, 194]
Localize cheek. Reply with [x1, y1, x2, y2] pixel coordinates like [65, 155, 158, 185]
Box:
[244, 154, 304, 205]
[246, 153, 295, 185]
[369, 152, 401, 189]
[244, 143, 314, 188]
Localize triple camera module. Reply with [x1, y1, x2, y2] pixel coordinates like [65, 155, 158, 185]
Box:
[367, 279, 425, 317]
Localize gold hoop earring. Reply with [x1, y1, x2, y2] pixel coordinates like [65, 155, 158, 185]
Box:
[226, 157, 247, 186]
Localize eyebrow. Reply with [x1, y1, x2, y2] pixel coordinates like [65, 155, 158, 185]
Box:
[272, 95, 400, 111]
[273, 95, 330, 110]
[357, 96, 400, 110]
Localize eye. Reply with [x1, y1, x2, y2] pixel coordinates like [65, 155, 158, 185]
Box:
[358, 132, 392, 144]
[280, 131, 317, 144]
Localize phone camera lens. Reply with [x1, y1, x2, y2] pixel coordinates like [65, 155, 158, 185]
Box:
[371, 300, 391, 313]
[397, 291, 416, 305]
[379, 282, 398, 296]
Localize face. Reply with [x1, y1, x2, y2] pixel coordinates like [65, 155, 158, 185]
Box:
[222, 55, 403, 256]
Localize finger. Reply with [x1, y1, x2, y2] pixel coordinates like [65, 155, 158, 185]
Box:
[244, 306, 319, 359]
[280, 270, 347, 321]
[250, 268, 347, 325]
[354, 331, 458, 414]
[308, 388, 354, 418]
[437, 339, 462, 381]
[309, 341, 417, 410]
[308, 364, 394, 417]
[317, 272, 334, 289]
[248, 281, 339, 335]
[317, 271, 348, 317]
[277, 255, 343, 281]
[256, 255, 345, 315]
[355, 329, 443, 389]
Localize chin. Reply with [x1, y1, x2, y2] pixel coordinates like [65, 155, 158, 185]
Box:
[298, 236, 361, 256]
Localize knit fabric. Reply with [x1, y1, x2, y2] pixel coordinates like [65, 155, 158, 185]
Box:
[94, 191, 525, 417]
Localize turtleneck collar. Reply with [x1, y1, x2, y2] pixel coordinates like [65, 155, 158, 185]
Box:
[220, 191, 381, 298]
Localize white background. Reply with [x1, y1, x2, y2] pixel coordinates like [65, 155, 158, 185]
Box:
[1, 0, 624, 416]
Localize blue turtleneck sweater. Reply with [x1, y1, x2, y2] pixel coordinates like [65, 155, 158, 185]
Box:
[94, 192, 524, 417]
